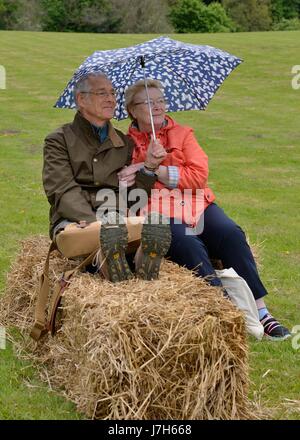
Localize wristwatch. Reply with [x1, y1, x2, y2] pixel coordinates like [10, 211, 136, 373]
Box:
[140, 166, 158, 177]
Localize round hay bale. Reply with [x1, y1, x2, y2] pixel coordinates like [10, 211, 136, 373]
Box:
[0, 236, 260, 420]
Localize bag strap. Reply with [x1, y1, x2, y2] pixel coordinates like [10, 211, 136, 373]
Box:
[47, 249, 98, 336]
[30, 241, 57, 341]
[30, 242, 98, 341]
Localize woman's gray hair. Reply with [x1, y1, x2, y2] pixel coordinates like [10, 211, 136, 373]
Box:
[73, 72, 109, 107]
[125, 79, 164, 120]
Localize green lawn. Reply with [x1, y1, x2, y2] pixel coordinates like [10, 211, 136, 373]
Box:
[0, 30, 300, 420]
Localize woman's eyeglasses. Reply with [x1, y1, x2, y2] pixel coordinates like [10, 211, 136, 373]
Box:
[133, 98, 166, 107]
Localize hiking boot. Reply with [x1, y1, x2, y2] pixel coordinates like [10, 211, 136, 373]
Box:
[135, 213, 171, 280]
[99, 211, 133, 283]
[260, 313, 291, 341]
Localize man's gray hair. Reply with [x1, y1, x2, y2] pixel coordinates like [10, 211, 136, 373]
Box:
[73, 72, 109, 107]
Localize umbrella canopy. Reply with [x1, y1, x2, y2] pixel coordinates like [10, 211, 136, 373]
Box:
[55, 36, 242, 120]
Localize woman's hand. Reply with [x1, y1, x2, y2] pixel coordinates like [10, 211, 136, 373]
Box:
[117, 162, 144, 187]
[145, 136, 167, 169]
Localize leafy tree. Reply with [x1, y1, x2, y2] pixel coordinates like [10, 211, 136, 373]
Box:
[272, 17, 300, 30]
[169, 0, 203, 33]
[110, 0, 173, 33]
[2, 0, 298, 33]
[13, 0, 42, 30]
[202, 0, 222, 3]
[208, 2, 235, 31]
[223, 0, 272, 31]
[270, 0, 300, 23]
[169, 0, 234, 33]
[40, 0, 120, 32]
[0, 0, 20, 29]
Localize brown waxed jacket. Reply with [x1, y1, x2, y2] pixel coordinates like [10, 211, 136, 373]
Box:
[43, 111, 156, 238]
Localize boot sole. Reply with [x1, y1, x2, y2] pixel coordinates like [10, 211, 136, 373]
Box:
[100, 213, 133, 283]
[136, 213, 171, 280]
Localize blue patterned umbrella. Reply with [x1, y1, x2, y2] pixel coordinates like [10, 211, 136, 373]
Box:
[55, 36, 242, 121]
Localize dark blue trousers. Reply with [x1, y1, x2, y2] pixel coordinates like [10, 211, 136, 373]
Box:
[166, 203, 267, 300]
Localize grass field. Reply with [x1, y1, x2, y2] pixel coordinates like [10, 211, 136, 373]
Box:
[0, 30, 299, 420]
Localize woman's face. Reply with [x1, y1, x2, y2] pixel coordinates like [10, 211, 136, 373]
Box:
[129, 87, 166, 132]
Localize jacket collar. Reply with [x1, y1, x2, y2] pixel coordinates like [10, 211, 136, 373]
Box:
[107, 121, 125, 148]
[128, 115, 176, 141]
[73, 111, 125, 148]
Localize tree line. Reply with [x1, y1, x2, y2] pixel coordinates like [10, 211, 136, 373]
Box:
[1, 0, 300, 33]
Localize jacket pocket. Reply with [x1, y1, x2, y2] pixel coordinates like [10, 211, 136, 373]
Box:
[163, 146, 185, 166]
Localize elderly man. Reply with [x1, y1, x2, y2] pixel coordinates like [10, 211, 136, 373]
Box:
[43, 73, 171, 282]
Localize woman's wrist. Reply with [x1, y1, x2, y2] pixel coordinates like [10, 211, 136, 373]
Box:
[144, 162, 159, 172]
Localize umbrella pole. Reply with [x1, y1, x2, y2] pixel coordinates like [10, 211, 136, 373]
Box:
[140, 57, 156, 141]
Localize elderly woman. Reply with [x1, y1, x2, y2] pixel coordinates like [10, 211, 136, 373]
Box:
[117, 79, 291, 340]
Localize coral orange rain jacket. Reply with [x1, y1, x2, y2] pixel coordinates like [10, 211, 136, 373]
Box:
[128, 116, 215, 226]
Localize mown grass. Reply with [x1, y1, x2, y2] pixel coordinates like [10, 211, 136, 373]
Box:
[0, 30, 299, 420]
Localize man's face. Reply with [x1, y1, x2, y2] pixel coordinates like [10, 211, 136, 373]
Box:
[77, 76, 117, 124]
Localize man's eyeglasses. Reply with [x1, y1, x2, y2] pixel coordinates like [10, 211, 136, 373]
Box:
[80, 91, 117, 99]
[133, 98, 166, 107]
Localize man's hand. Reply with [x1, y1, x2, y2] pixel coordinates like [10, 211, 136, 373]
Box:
[118, 162, 144, 186]
[118, 137, 167, 186]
